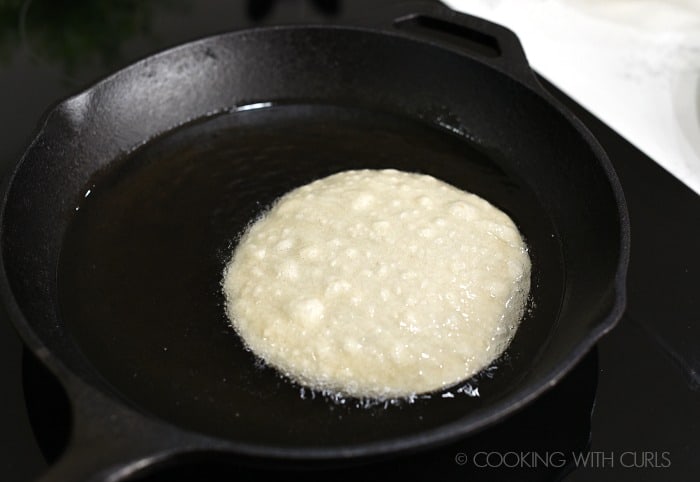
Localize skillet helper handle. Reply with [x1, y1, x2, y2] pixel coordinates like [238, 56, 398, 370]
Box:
[389, 3, 541, 89]
[36, 375, 208, 482]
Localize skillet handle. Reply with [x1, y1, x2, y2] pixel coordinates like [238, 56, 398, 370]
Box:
[35, 372, 214, 482]
[387, 3, 541, 89]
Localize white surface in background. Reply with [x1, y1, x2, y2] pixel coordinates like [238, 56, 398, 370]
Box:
[444, 0, 700, 194]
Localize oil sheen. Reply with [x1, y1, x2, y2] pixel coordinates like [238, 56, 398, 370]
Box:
[58, 104, 558, 437]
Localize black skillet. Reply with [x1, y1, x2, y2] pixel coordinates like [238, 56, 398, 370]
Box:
[0, 4, 629, 481]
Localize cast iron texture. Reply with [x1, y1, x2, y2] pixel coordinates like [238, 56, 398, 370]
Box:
[0, 5, 629, 481]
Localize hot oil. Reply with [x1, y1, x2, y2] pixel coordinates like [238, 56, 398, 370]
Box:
[58, 104, 564, 445]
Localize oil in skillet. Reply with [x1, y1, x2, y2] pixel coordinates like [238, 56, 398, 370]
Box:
[57, 103, 563, 444]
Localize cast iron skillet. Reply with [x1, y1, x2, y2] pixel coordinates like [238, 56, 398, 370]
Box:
[0, 4, 629, 481]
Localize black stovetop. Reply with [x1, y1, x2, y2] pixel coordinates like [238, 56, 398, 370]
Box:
[1, 1, 698, 481]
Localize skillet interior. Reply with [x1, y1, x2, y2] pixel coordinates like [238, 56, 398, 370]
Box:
[57, 103, 563, 446]
[1, 26, 624, 454]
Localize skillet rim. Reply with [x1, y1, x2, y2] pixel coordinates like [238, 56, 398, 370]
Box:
[0, 23, 630, 461]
